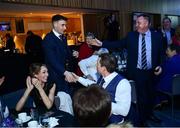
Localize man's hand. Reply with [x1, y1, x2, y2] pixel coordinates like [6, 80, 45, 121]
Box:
[0, 76, 5, 86]
[64, 71, 76, 83]
[86, 74, 95, 81]
[72, 50, 79, 58]
[154, 66, 162, 75]
[71, 72, 79, 82]
[90, 38, 103, 47]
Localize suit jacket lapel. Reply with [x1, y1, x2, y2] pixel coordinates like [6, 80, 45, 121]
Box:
[134, 32, 139, 62]
[51, 31, 66, 47]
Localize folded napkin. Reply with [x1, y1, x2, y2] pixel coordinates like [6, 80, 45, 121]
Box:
[56, 91, 74, 115]
[48, 117, 59, 128]
[4, 106, 9, 118]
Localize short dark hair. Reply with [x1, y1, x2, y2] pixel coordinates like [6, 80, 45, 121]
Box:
[168, 43, 180, 54]
[27, 30, 33, 35]
[137, 13, 151, 24]
[73, 85, 111, 127]
[163, 17, 171, 23]
[99, 53, 117, 73]
[52, 14, 68, 23]
[29, 63, 46, 77]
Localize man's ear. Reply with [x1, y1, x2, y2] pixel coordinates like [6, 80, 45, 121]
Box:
[53, 22, 58, 28]
[102, 66, 107, 72]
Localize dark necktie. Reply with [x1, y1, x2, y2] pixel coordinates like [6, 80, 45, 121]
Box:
[59, 34, 64, 41]
[99, 78, 105, 87]
[141, 33, 147, 70]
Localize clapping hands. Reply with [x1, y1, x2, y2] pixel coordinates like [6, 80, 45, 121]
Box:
[26, 76, 34, 91]
[26, 76, 43, 91]
[31, 77, 43, 91]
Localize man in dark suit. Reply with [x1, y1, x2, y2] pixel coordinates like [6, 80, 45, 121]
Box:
[5, 33, 15, 53]
[91, 14, 164, 126]
[158, 17, 175, 53]
[42, 14, 75, 94]
[25, 30, 43, 62]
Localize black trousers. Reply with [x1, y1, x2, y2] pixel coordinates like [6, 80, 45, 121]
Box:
[133, 69, 155, 124]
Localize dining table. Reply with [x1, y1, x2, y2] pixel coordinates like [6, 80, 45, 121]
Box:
[11, 108, 79, 127]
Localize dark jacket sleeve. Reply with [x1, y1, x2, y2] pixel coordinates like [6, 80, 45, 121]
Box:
[42, 35, 66, 77]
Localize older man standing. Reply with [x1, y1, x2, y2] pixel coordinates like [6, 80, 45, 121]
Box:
[91, 14, 164, 126]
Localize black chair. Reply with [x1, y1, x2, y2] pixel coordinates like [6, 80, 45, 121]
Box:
[129, 80, 137, 104]
[159, 74, 180, 117]
[2, 89, 33, 109]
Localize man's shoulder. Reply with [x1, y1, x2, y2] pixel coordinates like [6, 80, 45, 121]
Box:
[43, 31, 56, 41]
[45, 31, 54, 38]
[126, 31, 138, 37]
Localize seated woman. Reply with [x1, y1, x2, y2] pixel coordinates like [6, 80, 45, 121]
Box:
[0, 75, 9, 119]
[154, 44, 180, 107]
[73, 32, 98, 76]
[16, 63, 56, 114]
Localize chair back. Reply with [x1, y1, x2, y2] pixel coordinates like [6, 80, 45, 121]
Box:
[2, 89, 34, 109]
[129, 80, 137, 104]
[172, 74, 180, 95]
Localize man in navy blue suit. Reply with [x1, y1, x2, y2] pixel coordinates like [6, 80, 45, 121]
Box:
[158, 17, 175, 54]
[91, 14, 164, 126]
[42, 14, 75, 93]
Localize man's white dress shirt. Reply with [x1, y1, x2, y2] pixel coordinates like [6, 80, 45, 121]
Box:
[78, 72, 131, 117]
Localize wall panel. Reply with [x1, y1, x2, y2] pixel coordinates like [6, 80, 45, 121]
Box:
[1, 0, 180, 15]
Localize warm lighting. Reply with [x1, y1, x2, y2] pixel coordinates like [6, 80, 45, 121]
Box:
[67, 39, 75, 46]
[42, 33, 46, 39]
[14, 35, 17, 42]
[0, 43, 2, 48]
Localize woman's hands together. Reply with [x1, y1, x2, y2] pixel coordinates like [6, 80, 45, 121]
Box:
[26, 76, 34, 91]
[31, 77, 43, 91]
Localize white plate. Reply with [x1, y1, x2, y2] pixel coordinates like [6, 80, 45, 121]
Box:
[15, 116, 31, 124]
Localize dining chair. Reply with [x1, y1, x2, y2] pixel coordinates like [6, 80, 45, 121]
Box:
[159, 74, 180, 117]
[129, 80, 137, 104]
[2, 88, 33, 109]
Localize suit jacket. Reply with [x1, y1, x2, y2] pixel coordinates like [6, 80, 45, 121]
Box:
[158, 28, 175, 51]
[103, 31, 164, 79]
[42, 31, 72, 91]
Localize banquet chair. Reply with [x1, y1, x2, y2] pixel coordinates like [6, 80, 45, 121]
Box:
[2, 88, 33, 109]
[159, 74, 180, 117]
[129, 80, 137, 104]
